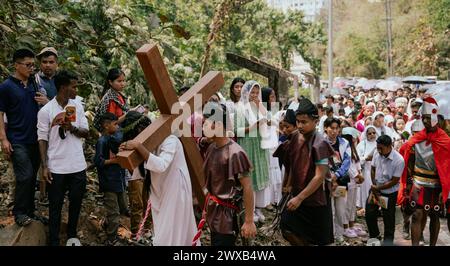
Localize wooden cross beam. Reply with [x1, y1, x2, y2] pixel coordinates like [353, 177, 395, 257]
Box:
[117, 43, 225, 206]
[226, 52, 288, 99]
[226, 52, 321, 103]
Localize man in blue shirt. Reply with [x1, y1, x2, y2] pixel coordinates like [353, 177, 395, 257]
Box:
[35, 47, 58, 101]
[34, 47, 59, 206]
[0, 48, 42, 227]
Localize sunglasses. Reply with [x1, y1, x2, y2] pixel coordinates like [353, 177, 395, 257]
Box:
[16, 62, 35, 69]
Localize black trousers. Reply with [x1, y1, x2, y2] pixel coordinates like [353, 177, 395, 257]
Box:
[211, 231, 237, 246]
[365, 191, 398, 246]
[48, 170, 86, 246]
[11, 144, 40, 219]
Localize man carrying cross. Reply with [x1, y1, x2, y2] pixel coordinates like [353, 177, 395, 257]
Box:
[116, 43, 225, 245]
[119, 111, 198, 246]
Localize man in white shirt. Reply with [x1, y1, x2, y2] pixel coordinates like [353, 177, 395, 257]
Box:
[37, 70, 89, 246]
[344, 98, 355, 117]
[365, 135, 405, 246]
[318, 106, 335, 135]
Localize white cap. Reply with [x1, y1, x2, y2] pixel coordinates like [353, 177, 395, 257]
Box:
[395, 97, 408, 108]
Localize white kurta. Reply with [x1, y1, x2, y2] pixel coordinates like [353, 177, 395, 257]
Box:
[145, 135, 198, 246]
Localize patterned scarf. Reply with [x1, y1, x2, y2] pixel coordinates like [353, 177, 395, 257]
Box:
[93, 88, 129, 131]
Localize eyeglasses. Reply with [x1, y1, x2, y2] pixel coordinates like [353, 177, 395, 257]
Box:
[16, 62, 35, 69]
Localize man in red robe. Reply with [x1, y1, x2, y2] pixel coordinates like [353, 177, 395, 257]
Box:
[398, 97, 450, 246]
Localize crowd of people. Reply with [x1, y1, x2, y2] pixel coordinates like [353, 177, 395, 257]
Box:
[1, 47, 450, 247]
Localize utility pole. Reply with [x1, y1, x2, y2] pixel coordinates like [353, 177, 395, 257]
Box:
[328, 0, 333, 90]
[385, 0, 393, 76]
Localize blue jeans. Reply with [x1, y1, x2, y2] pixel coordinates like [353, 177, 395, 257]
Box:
[11, 143, 40, 219]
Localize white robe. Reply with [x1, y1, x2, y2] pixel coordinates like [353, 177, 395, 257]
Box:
[145, 135, 198, 246]
[356, 139, 376, 208]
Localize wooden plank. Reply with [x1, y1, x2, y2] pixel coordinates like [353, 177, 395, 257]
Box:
[180, 137, 206, 207]
[226, 53, 273, 77]
[136, 44, 178, 115]
[117, 114, 174, 170]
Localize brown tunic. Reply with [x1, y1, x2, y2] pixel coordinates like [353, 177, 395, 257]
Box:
[274, 130, 334, 207]
[203, 140, 253, 234]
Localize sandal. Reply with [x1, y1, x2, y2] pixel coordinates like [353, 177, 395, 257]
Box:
[16, 215, 32, 227]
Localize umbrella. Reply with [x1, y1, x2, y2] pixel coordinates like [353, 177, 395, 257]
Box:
[425, 83, 450, 96]
[323, 87, 349, 96]
[355, 77, 368, 88]
[335, 80, 347, 89]
[362, 80, 379, 91]
[402, 76, 435, 84]
[386, 76, 403, 83]
[334, 77, 355, 89]
[376, 80, 402, 92]
[425, 83, 450, 119]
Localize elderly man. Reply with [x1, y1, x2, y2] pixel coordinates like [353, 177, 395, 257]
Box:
[395, 97, 408, 115]
[372, 111, 397, 141]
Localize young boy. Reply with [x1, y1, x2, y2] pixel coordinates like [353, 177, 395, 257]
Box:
[93, 112, 127, 245]
[275, 98, 334, 246]
[324, 117, 352, 243]
[275, 109, 298, 175]
[202, 102, 257, 246]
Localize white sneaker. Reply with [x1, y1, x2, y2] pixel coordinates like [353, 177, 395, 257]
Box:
[256, 209, 266, 223]
[343, 228, 358, 238]
[66, 238, 82, 246]
[352, 227, 368, 237]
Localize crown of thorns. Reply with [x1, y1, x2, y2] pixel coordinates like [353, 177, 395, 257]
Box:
[121, 116, 148, 134]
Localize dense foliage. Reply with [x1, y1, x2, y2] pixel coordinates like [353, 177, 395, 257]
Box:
[0, 0, 324, 111]
[325, 0, 449, 79]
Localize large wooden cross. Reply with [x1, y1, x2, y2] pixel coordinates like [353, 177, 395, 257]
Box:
[117, 43, 224, 206]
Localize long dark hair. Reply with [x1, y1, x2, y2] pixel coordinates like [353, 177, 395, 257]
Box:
[101, 68, 125, 97]
[342, 134, 360, 162]
[121, 111, 152, 188]
[121, 111, 152, 142]
[229, 77, 245, 103]
[261, 87, 274, 111]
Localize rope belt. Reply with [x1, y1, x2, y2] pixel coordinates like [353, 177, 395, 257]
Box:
[191, 193, 240, 246]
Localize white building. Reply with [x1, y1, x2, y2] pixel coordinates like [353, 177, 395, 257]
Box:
[267, 0, 325, 22]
